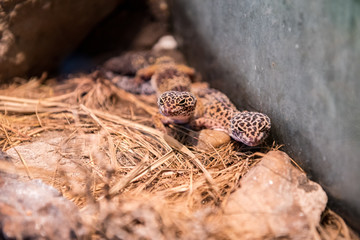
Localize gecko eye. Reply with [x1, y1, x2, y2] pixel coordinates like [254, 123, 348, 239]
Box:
[178, 99, 186, 105]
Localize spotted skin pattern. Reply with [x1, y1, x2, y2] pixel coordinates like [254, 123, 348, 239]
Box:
[103, 51, 160, 95]
[136, 56, 195, 96]
[110, 53, 271, 145]
[103, 52, 191, 95]
[192, 88, 271, 146]
[136, 56, 197, 126]
[103, 51, 158, 76]
[158, 91, 197, 124]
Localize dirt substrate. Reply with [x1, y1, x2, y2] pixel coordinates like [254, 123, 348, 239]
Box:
[0, 74, 358, 239]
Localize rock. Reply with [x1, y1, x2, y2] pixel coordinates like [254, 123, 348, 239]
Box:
[188, 129, 231, 149]
[6, 133, 65, 172]
[0, 150, 12, 162]
[0, 177, 87, 239]
[152, 35, 178, 51]
[6, 131, 105, 185]
[0, 0, 121, 82]
[223, 151, 328, 239]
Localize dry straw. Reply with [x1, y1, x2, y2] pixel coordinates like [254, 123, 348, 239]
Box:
[0, 75, 357, 239]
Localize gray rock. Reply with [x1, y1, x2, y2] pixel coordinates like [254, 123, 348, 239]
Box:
[0, 177, 87, 239]
[5, 131, 101, 185]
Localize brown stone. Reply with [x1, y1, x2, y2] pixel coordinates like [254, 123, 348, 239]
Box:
[223, 151, 328, 239]
[0, 0, 121, 81]
[188, 129, 231, 149]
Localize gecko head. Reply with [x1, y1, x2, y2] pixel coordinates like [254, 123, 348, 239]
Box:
[158, 91, 197, 123]
[230, 111, 271, 146]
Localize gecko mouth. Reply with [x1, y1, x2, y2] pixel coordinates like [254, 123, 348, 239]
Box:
[160, 107, 182, 116]
[168, 115, 191, 124]
[160, 105, 194, 117]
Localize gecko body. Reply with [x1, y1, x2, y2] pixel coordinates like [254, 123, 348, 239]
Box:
[136, 56, 197, 125]
[192, 88, 271, 146]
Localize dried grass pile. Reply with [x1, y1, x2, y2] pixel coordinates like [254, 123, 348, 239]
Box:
[0, 73, 357, 239]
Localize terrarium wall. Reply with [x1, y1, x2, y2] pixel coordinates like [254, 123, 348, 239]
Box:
[169, 0, 360, 231]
